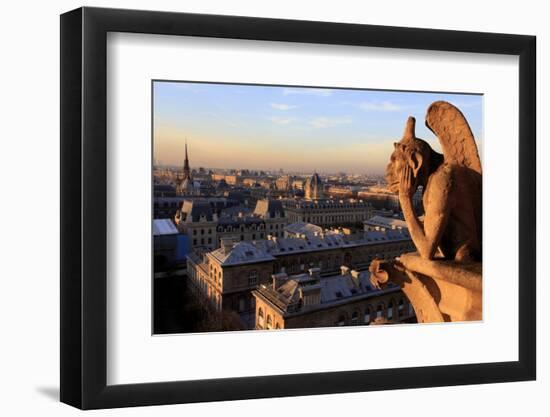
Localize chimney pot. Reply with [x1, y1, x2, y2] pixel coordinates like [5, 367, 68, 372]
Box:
[220, 237, 234, 254]
[308, 267, 321, 278]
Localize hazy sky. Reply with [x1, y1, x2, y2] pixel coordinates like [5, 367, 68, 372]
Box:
[153, 81, 483, 175]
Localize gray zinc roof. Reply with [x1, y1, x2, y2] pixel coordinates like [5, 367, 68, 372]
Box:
[209, 241, 276, 266]
[153, 218, 179, 236]
[180, 200, 214, 222]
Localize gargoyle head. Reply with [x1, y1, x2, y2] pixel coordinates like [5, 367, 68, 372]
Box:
[385, 116, 434, 193]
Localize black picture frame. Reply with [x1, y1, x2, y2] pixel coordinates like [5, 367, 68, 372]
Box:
[60, 6, 536, 410]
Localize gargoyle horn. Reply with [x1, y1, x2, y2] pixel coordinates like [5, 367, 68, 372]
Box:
[401, 116, 416, 143]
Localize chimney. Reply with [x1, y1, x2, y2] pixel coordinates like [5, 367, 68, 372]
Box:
[350, 270, 361, 288]
[340, 265, 350, 276]
[299, 284, 321, 306]
[272, 272, 288, 290]
[308, 267, 321, 278]
[220, 237, 234, 254]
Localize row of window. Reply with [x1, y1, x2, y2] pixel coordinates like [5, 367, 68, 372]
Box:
[288, 203, 370, 210]
[270, 245, 413, 273]
[193, 237, 213, 246]
[256, 299, 413, 330]
[257, 308, 281, 330]
[216, 222, 285, 233]
[206, 266, 259, 288]
[187, 265, 222, 311]
[209, 263, 222, 286]
[336, 299, 412, 326]
[303, 215, 369, 224]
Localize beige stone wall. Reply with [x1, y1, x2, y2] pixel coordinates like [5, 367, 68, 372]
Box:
[211, 174, 239, 185]
[187, 237, 414, 320]
[188, 256, 273, 315]
[187, 256, 223, 312]
[284, 205, 372, 227]
[217, 228, 266, 244]
[178, 217, 289, 250]
[255, 295, 285, 330]
[254, 291, 415, 330]
[186, 222, 217, 248]
[220, 262, 273, 293]
[270, 241, 414, 276]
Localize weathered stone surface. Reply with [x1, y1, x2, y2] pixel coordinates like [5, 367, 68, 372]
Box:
[372, 101, 483, 323]
[370, 258, 446, 323]
[426, 101, 482, 175]
[370, 254, 482, 323]
[385, 102, 482, 263]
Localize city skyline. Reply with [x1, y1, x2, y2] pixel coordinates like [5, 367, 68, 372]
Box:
[153, 81, 483, 174]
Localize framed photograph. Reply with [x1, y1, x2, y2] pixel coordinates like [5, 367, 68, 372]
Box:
[60, 6, 536, 409]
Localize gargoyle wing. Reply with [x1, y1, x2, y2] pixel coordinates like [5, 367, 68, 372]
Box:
[425, 101, 482, 174]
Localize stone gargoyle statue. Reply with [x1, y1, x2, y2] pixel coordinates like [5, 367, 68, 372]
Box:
[369, 101, 482, 323]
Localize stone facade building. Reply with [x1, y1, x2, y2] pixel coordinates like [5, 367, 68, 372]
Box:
[187, 239, 275, 326]
[252, 267, 415, 329]
[174, 199, 219, 249]
[304, 172, 324, 200]
[186, 227, 414, 328]
[283, 199, 373, 227]
[253, 199, 288, 237]
[211, 173, 239, 185]
[275, 175, 294, 192]
[175, 199, 288, 250]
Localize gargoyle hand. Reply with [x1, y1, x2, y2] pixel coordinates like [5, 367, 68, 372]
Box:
[399, 164, 416, 199]
[369, 259, 389, 290]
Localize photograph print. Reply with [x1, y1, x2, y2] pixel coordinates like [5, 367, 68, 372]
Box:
[152, 81, 483, 334]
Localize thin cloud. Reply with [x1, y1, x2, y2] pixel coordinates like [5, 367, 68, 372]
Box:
[282, 88, 332, 97]
[309, 116, 352, 129]
[358, 100, 403, 112]
[270, 103, 297, 111]
[269, 116, 296, 125]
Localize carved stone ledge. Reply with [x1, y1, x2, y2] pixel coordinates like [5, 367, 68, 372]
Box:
[369, 252, 482, 323]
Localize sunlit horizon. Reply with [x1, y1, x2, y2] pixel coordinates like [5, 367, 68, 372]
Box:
[153, 81, 483, 175]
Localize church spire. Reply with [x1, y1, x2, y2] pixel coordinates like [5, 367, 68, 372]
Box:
[183, 139, 191, 180]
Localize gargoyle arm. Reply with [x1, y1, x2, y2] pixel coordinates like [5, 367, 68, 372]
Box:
[400, 168, 452, 260]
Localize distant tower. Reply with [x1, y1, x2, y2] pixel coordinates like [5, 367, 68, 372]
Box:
[177, 139, 195, 195]
[182, 139, 191, 181]
[305, 172, 324, 200]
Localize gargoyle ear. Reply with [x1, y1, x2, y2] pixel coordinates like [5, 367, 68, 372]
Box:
[408, 151, 423, 177]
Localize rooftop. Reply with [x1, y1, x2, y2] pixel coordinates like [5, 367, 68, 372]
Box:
[283, 198, 370, 209]
[205, 227, 411, 266]
[364, 216, 408, 229]
[153, 218, 179, 236]
[255, 268, 399, 315]
[209, 241, 276, 266]
[253, 199, 285, 219]
[180, 200, 214, 222]
[284, 221, 323, 237]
